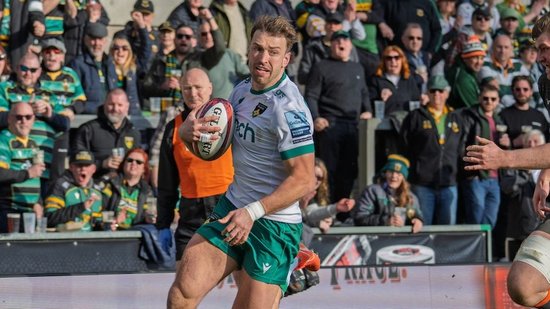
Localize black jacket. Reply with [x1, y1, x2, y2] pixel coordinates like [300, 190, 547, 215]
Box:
[460, 105, 506, 180]
[72, 108, 141, 178]
[400, 106, 464, 187]
[368, 74, 421, 115]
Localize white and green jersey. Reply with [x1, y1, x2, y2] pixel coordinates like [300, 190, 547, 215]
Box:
[225, 73, 314, 224]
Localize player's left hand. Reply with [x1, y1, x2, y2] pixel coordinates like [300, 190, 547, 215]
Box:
[219, 208, 254, 246]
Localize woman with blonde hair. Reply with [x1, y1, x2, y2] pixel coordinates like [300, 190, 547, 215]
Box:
[368, 45, 422, 117]
[353, 154, 424, 233]
[109, 32, 150, 115]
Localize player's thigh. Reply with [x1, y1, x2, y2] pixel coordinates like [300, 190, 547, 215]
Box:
[173, 233, 238, 297]
[232, 269, 282, 309]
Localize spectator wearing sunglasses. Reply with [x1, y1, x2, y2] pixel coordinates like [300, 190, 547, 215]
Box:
[457, 0, 500, 31]
[0, 102, 45, 233]
[68, 22, 118, 114]
[400, 75, 464, 225]
[460, 83, 509, 228]
[0, 52, 70, 194]
[109, 32, 149, 116]
[142, 19, 225, 103]
[100, 148, 154, 230]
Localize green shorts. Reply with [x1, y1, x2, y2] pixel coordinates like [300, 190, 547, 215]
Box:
[196, 195, 302, 292]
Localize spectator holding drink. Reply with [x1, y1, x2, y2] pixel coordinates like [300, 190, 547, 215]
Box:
[353, 154, 424, 233]
[72, 89, 141, 179]
[0, 102, 45, 233]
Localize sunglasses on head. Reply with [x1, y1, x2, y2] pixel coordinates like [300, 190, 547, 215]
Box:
[19, 65, 39, 73]
[112, 45, 130, 51]
[126, 158, 144, 165]
[15, 114, 34, 121]
[176, 33, 194, 40]
[408, 36, 422, 41]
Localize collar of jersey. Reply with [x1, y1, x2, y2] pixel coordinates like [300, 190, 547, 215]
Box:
[250, 73, 287, 95]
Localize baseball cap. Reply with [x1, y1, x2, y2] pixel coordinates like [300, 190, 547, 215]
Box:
[427, 75, 450, 91]
[500, 7, 521, 20]
[70, 150, 95, 165]
[134, 0, 154, 14]
[85, 22, 108, 38]
[325, 12, 344, 24]
[461, 35, 486, 58]
[41, 38, 66, 53]
[331, 30, 350, 41]
[159, 21, 175, 32]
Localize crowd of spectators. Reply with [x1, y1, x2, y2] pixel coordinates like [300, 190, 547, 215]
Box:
[0, 0, 548, 262]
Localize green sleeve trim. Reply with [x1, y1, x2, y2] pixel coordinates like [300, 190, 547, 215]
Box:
[280, 144, 315, 160]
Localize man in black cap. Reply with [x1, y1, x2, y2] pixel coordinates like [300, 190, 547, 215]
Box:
[68, 22, 117, 114]
[305, 30, 371, 216]
[469, 7, 493, 52]
[44, 149, 104, 232]
[298, 12, 359, 85]
[122, 0, 159, 66]
[63, 0, 110, 63]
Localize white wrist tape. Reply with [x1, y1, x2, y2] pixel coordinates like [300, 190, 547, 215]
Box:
[244, 201, 266, 221]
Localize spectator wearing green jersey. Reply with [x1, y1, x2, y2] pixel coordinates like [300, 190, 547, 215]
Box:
[40, 38, 87, 182]
[0, 102, 46, 233]
[44, 149, 103, 231]
[0, 52, 70, 195]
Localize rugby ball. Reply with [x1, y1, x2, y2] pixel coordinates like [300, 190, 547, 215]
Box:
[185, 98, 234, 161]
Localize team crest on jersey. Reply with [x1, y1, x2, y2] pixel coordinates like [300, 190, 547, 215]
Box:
[252, 103, 267, 117]
[284, 111, 311, 138]
[422, 120, 432, 129]
[124, 136, 134, 149]
[417, 9, 424, 17]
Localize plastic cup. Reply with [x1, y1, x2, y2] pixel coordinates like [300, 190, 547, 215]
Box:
[409, 101, 421, 111]
[36, 217, 48, 233]
[23, 213, 36, 233]
[374, 100, 385, 120]
[394, 207, 407, 223]
[102, 211, 115, 231]
[7, 213, 20, 233]
[150, 97, 161, 115]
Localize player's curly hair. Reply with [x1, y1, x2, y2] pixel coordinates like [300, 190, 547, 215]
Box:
[251, 16, 298, 52]
[533, 13, 550, 40]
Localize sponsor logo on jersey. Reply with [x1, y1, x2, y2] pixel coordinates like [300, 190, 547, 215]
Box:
[235, 119, 256, 143]
[284, 111, 311, 138]
[252, 102, 267, 117]
[274, 89, 286, 99]
[262, 263, 272, 273]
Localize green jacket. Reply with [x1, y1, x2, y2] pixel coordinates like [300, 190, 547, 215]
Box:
[446, 58, 480, 110]
[210, 0, 253, 47]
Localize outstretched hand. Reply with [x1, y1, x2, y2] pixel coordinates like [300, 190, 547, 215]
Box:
[463, 136, 506, 171]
